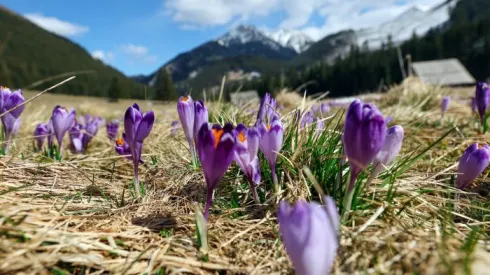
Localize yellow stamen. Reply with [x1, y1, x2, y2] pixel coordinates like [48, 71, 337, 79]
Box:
[266, 124, 271, 131]
[0, 86, 7, 90]
[212, 128, 224, 148]
[238, 131, 247, 142]
[116, 138, 125, 146]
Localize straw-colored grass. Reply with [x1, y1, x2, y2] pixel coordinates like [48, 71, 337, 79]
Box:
[0, 77, 489, 274]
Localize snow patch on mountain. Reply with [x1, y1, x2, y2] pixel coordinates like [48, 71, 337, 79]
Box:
[263, 29, 314, 53]
[356, 1, 455, 49]
[216, 25, 282, 51]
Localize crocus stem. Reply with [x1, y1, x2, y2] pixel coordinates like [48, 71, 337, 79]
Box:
[247, 178, 260, 204]
[188, 138, 197, 167]
[133, 162, 141, 198]
[271, 165, 280, 196]
[3, 132, 10, 154]
[204, 188, 214, 221]
[342, 169, 359, 221]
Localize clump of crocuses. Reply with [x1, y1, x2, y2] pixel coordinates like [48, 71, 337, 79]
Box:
[456, 143, 490, 190]
[234, 124, 261, 203]
[0, 87, 25, 154]
[278, 196, 339, 275]
[196, 123, 236, 220]
[343, 99, 386, 210]
[116, 103, 155, 198]
[106, 119, 119, 141]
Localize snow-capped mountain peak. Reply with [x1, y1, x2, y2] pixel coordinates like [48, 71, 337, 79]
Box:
[216, 25, 281, 50]
[263, 29, 314, 53]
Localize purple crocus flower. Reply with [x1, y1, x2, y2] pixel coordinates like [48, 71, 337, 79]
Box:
[319, 103, 330, 116]
[315, 118, 325, 138]
[456, 143, 490, 190]
[69, 123, 84, 153]
[372, 125, 404, 177]
[170, 120, 179, 137]
[278, 196, 339, 275]
[51, 105, 76, 152]
[122, 103, 155, 197]
[33, 123, 48, 151]
[256, 93, 277, 126]
[193, 100, 208, 141]
[234, 124, 261, 203]
[300, 110, 314, 130]
[258, 116, 283, 192]
[177, 95, 196, 163]
[82, 116, 102, 150]
[196, 123, 236, 220]
[0, 87, 25, 153]
[475, 82, 490, 124]
[106, 119, 119, 141]
[115, 134, 145, 164]
[441, 96, 450, 118]
[343, 99, 386, 192]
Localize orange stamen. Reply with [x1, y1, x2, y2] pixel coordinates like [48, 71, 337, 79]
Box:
[181, 96, 190, 102]
[212, 128, 224, 148]
[0, 86, 7, 90]
[266, 124, 271, 131]
[116, 138, 125, 146]
[238, 131, 247, 142]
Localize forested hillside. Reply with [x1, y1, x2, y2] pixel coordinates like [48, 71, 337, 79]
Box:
[0, 6, 147, 98]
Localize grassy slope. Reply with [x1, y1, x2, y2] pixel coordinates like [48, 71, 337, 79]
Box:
[0, 78, 489, 274]
[0, 6, 146, 98]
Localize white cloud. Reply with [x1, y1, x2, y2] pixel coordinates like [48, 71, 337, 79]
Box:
[92, 50, 115, 62]
[120, 44, 158, 64]
[163, 0, 444, 39]
[24, 13, 89, 37]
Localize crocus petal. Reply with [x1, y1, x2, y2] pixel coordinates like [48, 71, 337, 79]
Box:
[134, 111, 155, 142]
[259, 117, 283, 167]
[3, 90, 25, 118]
[250, 157, 261, 185]
[177, 95, 195, 142]
[373, 125, 404, 175]
[194, 100, 209, 140]
[72, 138, 83, 153]
[475, 82, 490, 122]
[278, 198, 339, 275]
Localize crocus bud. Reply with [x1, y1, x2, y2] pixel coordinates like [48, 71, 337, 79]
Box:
[372, 125, 404, 177]
[441, 96, 450, 114]
[278, 196, 339, 275]
[234, 124, 261, 202]
[300, 110, 314, 129]
[320, 103, 330, 116]
[51, 105, 76, 150]
[123, 103, 155, 197]
[47, 119, 54, 149]
[456, 143, 490, 190]
[315, 118, 324, 138]
[177, 95, 196, 161]
[106, 119, 119, 141]
[197, 123, 236, 219]
[258, 116, 283, 192]
[69, 123, 84, 153]
[34, 123, 48, 151]
[475, 82, 490, 123]
[193, 100, 208, 140]
[343, 99, 386, 191]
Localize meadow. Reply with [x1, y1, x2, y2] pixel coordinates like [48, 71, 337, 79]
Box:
[0, 77, 489, 274]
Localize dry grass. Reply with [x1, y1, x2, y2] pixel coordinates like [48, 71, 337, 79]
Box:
[0, 78, 489, 274]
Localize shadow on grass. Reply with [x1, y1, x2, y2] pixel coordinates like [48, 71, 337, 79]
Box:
[131, 214, 177, 232]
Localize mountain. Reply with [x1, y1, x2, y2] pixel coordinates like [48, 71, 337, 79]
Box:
[355, 1, 455, 49]
[0, 6, 146, 99]
[263, 29, 314, 53]
[139, 25, 297, 87]
[135, 0, 456, 91]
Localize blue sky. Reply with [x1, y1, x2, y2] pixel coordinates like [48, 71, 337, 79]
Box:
[3, 0, 442, 76]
